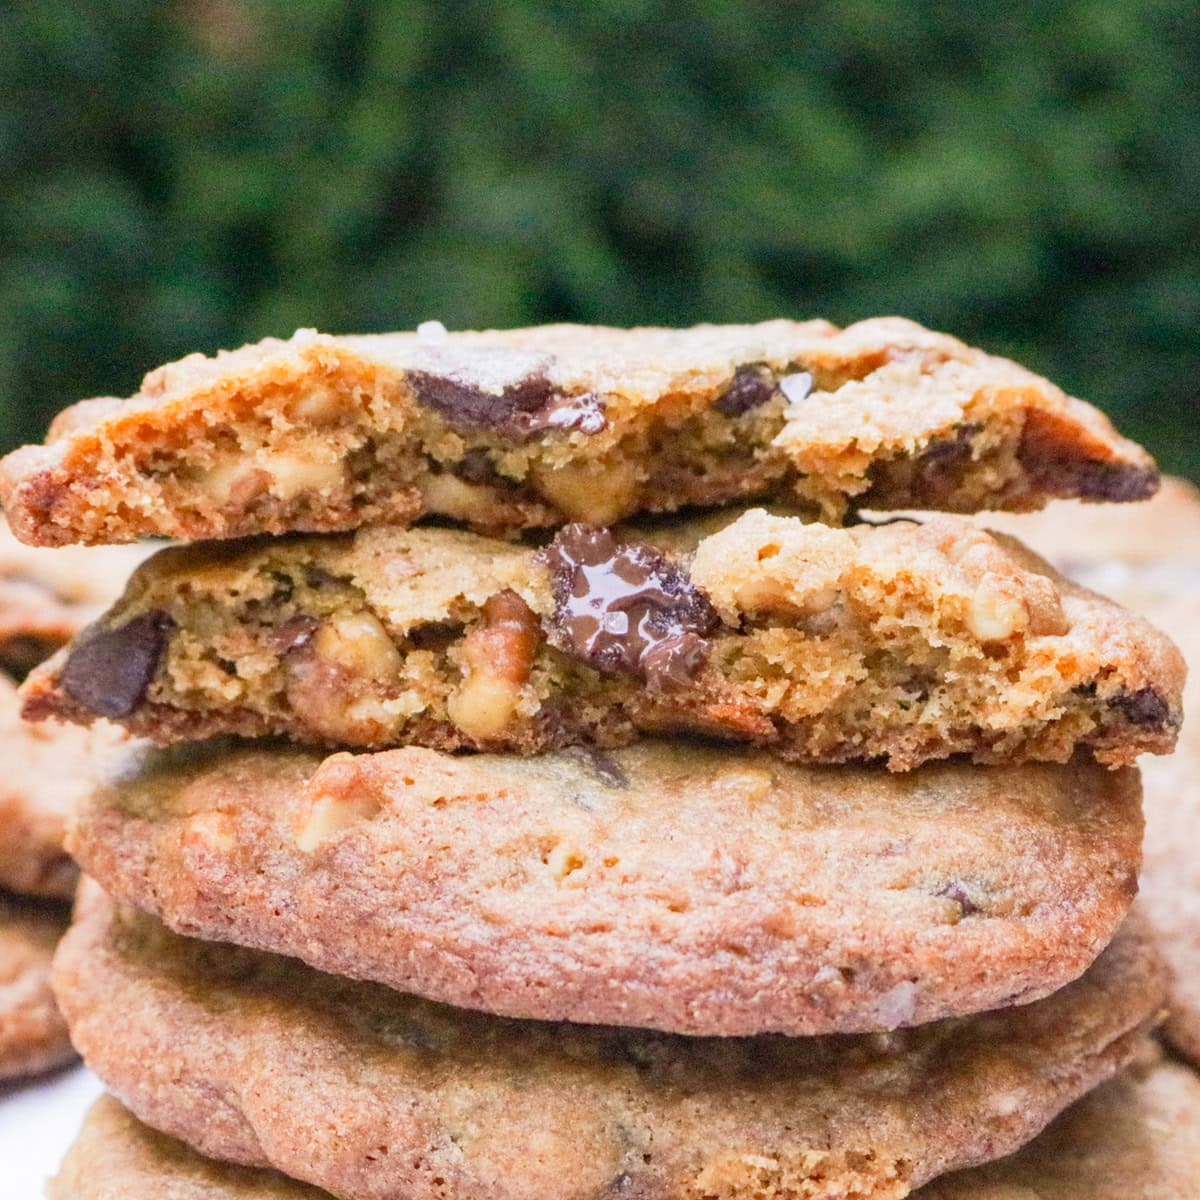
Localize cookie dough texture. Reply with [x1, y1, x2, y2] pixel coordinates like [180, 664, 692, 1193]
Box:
[0, 674, 127, 898]
[50, 1057, 1200, 1200]
[0, 516, 151, 676]
[51, 890, 1168, 1200]
[0, 891, 74, 1079]
[0, 318, 1157, 548]
[68, 737, 1143, 1037]
[25, 511, 1184, 771]
[987, 477, 1200, 1066]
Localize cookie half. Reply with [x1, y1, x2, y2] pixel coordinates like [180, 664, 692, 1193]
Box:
[986, 477, 1200, 1066]
[0, 891, 74, 1080]
[52, 1057, 1200, 1200]
[51, 889, 1168, 1200]
[23, 511, 1184, 771]
[0, 318, 1156, 548]
[67, 737, 1142, 1036]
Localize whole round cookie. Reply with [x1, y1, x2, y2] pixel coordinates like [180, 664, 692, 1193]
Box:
[53, 888, 1167, 1200]
[0, 674, 126, 899]
[986, 477, 1200, 1066]
[67, 737, 1142, 1037]
[51, 1056, 1200, 1200]
[0, 891, 74, 1079]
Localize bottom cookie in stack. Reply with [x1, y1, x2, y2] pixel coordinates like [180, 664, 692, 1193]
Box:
[52, 882, 1166, 1200]
[50, 1050, 1200, 1200]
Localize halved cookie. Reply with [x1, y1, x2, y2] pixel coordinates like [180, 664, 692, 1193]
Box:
[23, 511, 1184, 770]
[1, 317, 1156, 547]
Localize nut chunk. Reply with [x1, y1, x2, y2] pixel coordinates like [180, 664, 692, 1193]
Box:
[447, 590, 540, 740]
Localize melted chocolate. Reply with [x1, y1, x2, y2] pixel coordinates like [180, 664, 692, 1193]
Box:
[59, 609, 175, 718]
[408, 370, 606, 442]
[542, 525, 718, 690]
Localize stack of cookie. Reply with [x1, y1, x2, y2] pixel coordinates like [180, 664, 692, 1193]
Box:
[0, 524, 146, 1082]
[2, 318, 1188, 1197]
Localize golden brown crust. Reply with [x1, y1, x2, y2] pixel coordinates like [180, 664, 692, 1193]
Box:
[53, 889, 1167, 1200]
[21, 511, 1185, 771]
[0, 318, 1156, 547]
[0, 891, 74, 1080]
[66, 737, 1144, 1037]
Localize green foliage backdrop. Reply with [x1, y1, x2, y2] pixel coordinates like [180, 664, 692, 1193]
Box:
[1, 0, 1196, 478]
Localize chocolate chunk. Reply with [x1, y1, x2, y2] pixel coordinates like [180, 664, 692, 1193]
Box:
[408, 370, 606, 442]
[714, 364, 777, 417]
[269, 614, 320, 654]
[1070, 462, 1160, 503]
[921, 423, 982, 468]
[1111, 686, 1172, 729]
[59, 609, 175, 719]
[541, 525, 719, 690]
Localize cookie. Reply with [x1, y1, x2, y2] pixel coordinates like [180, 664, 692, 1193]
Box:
[51, 1054, 1200, 1200]
[0, 516, 151, 677]
[920, 1050, 1200, 1199]
[49, 1096, 329, 1200]
[23, 510, 1184, 771]
[67, 736, 1143, 1037]
[0, 318, 1157, 548]
[0, 891, 74, 1080]
[0, 674, 130, 899]
[52, 1053, 1200, 1200]
[51, 888, 1168, 1200]
[984, 477, 1200, 1066]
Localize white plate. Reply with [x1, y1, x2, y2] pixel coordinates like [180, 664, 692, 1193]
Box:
[0, 1064, 103, 1198]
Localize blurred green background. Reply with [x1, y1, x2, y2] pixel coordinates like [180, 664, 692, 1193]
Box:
[1, 0, 1196, 478]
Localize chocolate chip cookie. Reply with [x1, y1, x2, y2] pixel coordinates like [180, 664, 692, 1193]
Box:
[23, 510, 1183, 771]
[52, 1056, 1200, 1200]
[51, 887, 1168, 1200]
[0, 673, 128, 899]
[986, 477, 1200, 1067]
[0, 318, 1157, 548]
[0, 891, 74, 1079]
[67, 736, 1142, 1036]
[0, 516, 151, 677]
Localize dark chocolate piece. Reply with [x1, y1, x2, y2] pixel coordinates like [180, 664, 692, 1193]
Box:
[59, 609, 175, 719]
[714, 364, 776, 417]
[408, 370, 606, 441]
[542, 525, 719, 690]
[1111, 686, 1172, 729]
[921, 422, 982, 468]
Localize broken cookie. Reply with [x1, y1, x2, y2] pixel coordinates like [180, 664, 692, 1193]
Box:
[0, 318, 1157, 547]
[22, 509, 1185, 770]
